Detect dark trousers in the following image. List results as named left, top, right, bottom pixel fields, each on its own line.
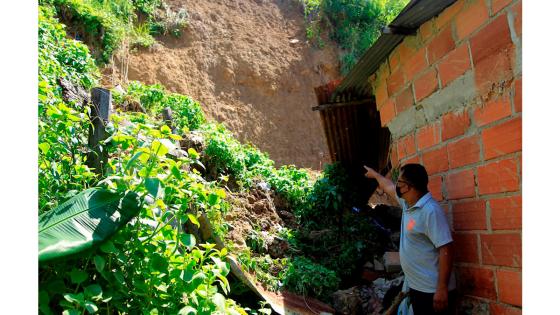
left=409, top=288, right=457, bottom=315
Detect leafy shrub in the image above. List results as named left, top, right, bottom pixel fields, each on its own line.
left=39, top=112, right=249, bottom=314
left=150, top=2, right=189, bottom=37
left=38, top=6, right=99, bottom=211
left=283, top=256, right=340, bottom=300
left=44, top=0, right=187, bottom=63
left=49, top=0, right=128, bottom=63
left=301, top=0, right=409, bottom=74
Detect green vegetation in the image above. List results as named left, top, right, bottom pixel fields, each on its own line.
left=39, top=1, right=394, bottom=311
left=38, top=8, right=259, bottom=314
left=40, top=0, right=187, bottom=63
left=39, top=6, right=99, bottom=212
left=301, top=0, right=409, bottom=74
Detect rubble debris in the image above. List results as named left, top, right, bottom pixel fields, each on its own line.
left=331, top=275, right=404, bottom=315
left=332, top=287, right=361, bottom=315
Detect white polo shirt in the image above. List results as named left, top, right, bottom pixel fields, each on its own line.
left=398, top=192, right=456, bottom=293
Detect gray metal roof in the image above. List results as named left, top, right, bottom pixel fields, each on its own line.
left=332, top=0, right=456, bottom=100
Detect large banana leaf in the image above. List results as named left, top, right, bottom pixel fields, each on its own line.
left=39, top=188, right=141, bottom=263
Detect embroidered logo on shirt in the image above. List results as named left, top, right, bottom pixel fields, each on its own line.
left=406, top=218, right=416, bottom=231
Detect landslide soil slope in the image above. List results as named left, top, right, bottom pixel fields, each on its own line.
left=106, top=0, right=341, bottom=169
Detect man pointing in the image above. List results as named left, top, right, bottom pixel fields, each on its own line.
left=364, top=163, right=456, bottom=314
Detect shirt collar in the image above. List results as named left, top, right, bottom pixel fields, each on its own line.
left=406, top=192, right=432, bottom=212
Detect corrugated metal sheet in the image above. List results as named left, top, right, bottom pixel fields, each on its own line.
left=310, top=0, right=455, bottom=205
left=331, top=0, right=456, bottom=100
left=314, top=83, right=391, bottom=175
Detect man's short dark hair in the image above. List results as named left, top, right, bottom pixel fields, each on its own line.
left=400, top=163, right=429, bottom=194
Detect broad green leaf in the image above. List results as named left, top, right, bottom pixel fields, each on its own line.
left=210, top=256, right=230, bottom=275
left=145, top=178, right=161, bottom=198
left=187, top=148, right=199, bottom=159
left=216, top=188, right=227, bottom=199
left=160, top=125, right=171, bottom=134
left=69, top=269, right=88, bottom=284
left=150, top=253, right=168, bottom=273
left=93, top=255, right=105, bottom=272
left=84, top=284, right=103, bottom=301
left=208, top=193, right=219, bottom=206
left=62, top=310, right=80, bottom=315
left=187, top=213, right=200, bottom=228
left=178, top=306, right=196, bottom=315
left=179, top=234, right=196, bottom=249
left=171, top=165, right=182, bottom=180
left=124, top=151, right=146, bottom=171
left=170, top=134, right=182, bottom=141
left=39, top=142, right=51, bottom=154
left=84, top=301, right=98, bottom=314
left=100, top=240, right=118, bottom=254
left=63, top=293, right=84, bottom=305
left=151, top=140, right=168, bottom=157
left=39, top=188, right=141, bottom=263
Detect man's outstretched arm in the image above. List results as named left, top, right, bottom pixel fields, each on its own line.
left=363, top=165, right=398, bottom=202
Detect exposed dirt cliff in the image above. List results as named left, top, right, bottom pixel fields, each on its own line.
left=104, top=0, right=341, bottom=169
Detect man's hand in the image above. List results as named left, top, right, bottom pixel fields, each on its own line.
left=363, top=165, right=398, bottom=202
left=433, top=288, right=448, bottom=311
left=363, top=165, right=378, bottom=179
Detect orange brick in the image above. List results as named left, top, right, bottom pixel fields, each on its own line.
left=435, top=0, right=463, bottom=29
left=375, top=81, right=389, bottom=107
left=419, top=19, right=435, bottom=42
left=438, top=44, right=471, bottom=87
left=387, top=68, right=405, bottom=96
left=492, top=0, right=512, bottom=15
left=470, top=14, right=513, bottom=64
left=442, top=110, right=470, bottom=141
left=490, top=195, right=522, bottom=230
left=416, top=123, right=440, bottom=150
left=402, top=154, right=420, bottom=166
left=478, top=158, right=519, bottom=195
left=455, top=0, right=489, bottom=40
left=403, top=48, right=428, bottom=80
left=389, top=50, right=400, bottom=72
left=490, top=303, right=522, bottom=315
left=395, top=86, right=414, bottom=114
left=422, top=145, right=449, bottom=175
left=427, top=26, right=455, bottom=64
left=380, top=99, right=396, bottom=127
left=474, top=48, right=514, bottom=97
left=445, top=169, right=475, bottom=199
left=474, top=97, right=512, bottom=126
left=481, top=233, right=521, bottom=267
left=397, top=134, right=416, bottom=160
left=481, top=117, right=521, bottom=160
left=453, top=233, right=479, bottom=263
left=513, top=78, right=521, bottom=113
left=428, top=175, right=443, bottom=201
left=452, top=200, right=487, bottom=230
left=497, top=269, right=522, bottom=306
left=457, top=266, right=497, bottom=299
left=414, top=69, right=439, bottom=102
left=398, top=42, right=416, bottom=62
left=448, top=135, right=481, bottom=168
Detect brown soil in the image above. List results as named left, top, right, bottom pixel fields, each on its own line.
left=223, top=184, right=295, bottom=257
left=104, top=0, right=341, bottom=169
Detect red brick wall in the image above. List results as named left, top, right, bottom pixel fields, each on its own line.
left=371, top=0, right=522, bottom=313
